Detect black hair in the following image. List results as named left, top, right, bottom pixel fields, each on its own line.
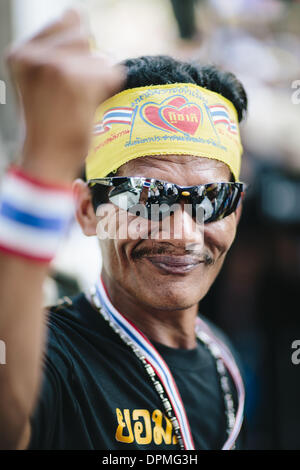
left=87, top=55, right=248, bottom=211
left=123, top=56, right=247, bottom=122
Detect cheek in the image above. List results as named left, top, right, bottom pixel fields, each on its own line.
left=204, top=213, right=237, bottom=259
left=96, top=203, right=151, bottom=242
left=97, top=208, right=139, bottom=275
left=100, top=236, right=128, bottom=281
left=101, top=240, right=117, bottom=266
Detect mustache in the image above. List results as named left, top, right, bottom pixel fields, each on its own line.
left=131, top=244, right=215, bottom=266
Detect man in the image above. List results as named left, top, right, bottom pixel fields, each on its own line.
left=0, top=11, right=247, bottom=450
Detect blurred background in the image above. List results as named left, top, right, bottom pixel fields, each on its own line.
left=0, top=0, right=300, bottom=450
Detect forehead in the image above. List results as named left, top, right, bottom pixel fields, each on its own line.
left=117, top=154, right=232, bottom=184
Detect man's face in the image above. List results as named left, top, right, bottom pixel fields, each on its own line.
left=84, top=154, right=241, bottom=311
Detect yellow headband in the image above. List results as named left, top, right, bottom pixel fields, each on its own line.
left=86, top=83, right=243, bottom=181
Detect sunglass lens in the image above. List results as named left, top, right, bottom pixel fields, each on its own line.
left=108, top=180, right=142, bottom=211
left=145, top=182, right=179, bottom=220
left=199, top=183, right=241, bottom=222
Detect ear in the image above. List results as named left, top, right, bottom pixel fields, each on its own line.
left=72, top=178, right=97, bottom=236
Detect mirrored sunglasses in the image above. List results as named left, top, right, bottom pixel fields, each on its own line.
left=88, top=177, right=245, bottom=223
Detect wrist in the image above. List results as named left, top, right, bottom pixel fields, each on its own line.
left=0, top=167, right=75, bottom=263
left=19, top=159, right=79, bottom=187
left=9, top=164, right=73, bottom=192
left=21, top=144, right=85, bottom=185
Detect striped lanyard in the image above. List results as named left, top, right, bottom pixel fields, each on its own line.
left=92, top=277, right=245, bottom=450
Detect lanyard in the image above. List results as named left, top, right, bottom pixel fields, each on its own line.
left=93, top=276, right=245, bottom=450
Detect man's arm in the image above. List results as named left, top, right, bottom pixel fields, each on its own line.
left=0, top=9, right=124, bottom=449
left=0, top=257, right=48, bottom=449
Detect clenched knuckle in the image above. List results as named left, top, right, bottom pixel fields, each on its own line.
left=71, top=31, right=89, bottom=48
left=32, top=59, right=65, bottom=80
left=5, top=45, right=23, bottom=68
left=80, top=37, right=90, bottom=50
left=5, top=49, right=15, bottom=66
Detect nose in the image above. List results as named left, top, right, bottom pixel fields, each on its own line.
left=159, top=200, right=205, bottom=251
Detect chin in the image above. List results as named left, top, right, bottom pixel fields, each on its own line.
left=136, top=280, right=208, bottom=311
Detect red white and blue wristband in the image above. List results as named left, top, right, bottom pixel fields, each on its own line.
left=0, top=165, right=74, bottom=263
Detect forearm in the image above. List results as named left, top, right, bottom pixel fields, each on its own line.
left=0, top=160, right=74, bottom=449
left=0, top=253, right=48, bottom=448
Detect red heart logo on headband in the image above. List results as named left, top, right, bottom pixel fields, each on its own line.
left=142, top=96, right=202, bottom=135
left=161, top=104, right=201, bottom=135
left=144, top=105, right=175, bottom=133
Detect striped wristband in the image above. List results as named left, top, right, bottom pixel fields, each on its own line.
left=0, top=166, right=74, bottom=263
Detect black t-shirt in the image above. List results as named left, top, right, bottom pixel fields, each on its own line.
left=28, top=293, right=244, bottom=450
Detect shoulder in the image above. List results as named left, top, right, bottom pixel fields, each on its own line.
left=43, top=291, right=125, bottom=365
left=44, top=291, right=103, bottom=339
left=41, top=292, right=99, bottom=372
left=198, top=313, right=233, bottom=348
left=197, top=313, right=244, bottom=378
left=45, top=292, right=88, bottom=326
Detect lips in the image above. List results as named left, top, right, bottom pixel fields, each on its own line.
left=145, top=255, right=203, bottom=275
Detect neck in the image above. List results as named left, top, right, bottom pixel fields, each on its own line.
left=101, top=271, right=199, bottom=349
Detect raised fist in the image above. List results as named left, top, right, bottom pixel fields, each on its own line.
left=6, top=9, right=124, bottom=184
